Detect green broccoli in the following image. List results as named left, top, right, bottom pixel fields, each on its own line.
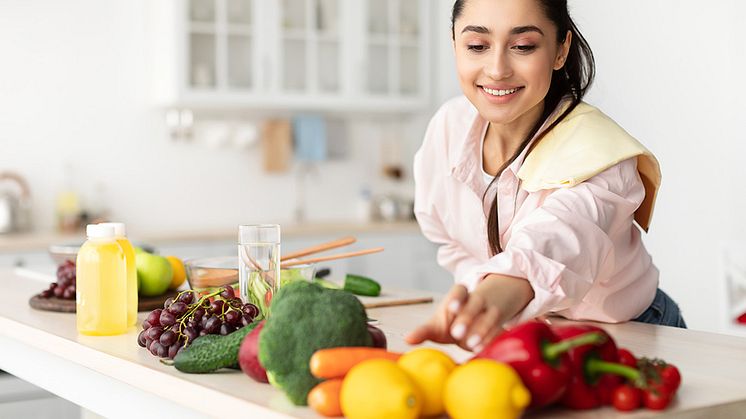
left=258, top=281, right=372, bottom=405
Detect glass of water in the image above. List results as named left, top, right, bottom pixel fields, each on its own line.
left=238, top=224, right=281, bottom=318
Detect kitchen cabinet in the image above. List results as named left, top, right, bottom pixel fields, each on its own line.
left=150, top=0, right=431, bottom=112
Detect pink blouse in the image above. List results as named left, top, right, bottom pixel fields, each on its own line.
left=413, top=96, right=659, bottom=324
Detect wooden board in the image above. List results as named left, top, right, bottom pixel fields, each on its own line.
left=357, top=288, right=435, bottom=309
left=29, top=291, right=179, bottom=313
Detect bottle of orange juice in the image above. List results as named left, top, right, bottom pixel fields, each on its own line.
left=99, top=222, right=138, bottom=326
left=76, top=224, right=128, bottom=335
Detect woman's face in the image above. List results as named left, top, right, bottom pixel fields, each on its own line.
left=453, top=0, right=570, bottom=127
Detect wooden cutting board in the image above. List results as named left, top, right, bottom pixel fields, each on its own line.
left=29, top=291, right=179, bottom=314
left=357, top=288, right=435, bottom=309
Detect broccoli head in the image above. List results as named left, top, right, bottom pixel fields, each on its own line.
left=258, top=281, right=372, bottom=405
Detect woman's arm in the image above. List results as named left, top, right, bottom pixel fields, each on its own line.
left=408, top=158, right=646, bottom=350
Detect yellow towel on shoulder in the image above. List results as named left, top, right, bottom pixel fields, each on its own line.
left=518, top=102, right=660, bottom=232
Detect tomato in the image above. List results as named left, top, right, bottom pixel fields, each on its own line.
left=660, top=364, right=681, bottom=392
left=617, top=348, right=637, bottom=368
left=611, top=384, right=641, bottom=412
left=643, top=384, right=673, bottom=410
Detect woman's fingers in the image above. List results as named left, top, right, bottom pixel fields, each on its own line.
left=404, top=323, right=435, bottom=345
left=443, top=284, right=468, bottom=317
left=464, top=306, right=502, bottom=352
left=450, top=292, right=485, bottom=341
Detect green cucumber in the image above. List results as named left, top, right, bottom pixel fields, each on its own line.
left=343, top=274, right=381, bottom=297
left=173, top=322, right=258, bottom=374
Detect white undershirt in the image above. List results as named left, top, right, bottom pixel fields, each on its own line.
left=479, top=131, right=496, bottom=186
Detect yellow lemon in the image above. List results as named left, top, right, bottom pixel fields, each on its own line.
left=340, top=359, right=421, bottom=419
left=165, top=256, right=186, bottom=290
left=444, top=359, right=530, bottom=419
left=397, top=347, right=456, bottom=416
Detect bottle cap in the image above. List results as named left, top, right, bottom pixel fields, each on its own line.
left=98, top=222, right=126, bottom=237
left=86, top=224, right=116, bottom=239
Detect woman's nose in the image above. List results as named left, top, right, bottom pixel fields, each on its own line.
left=484, top=50, right=512, bottom=80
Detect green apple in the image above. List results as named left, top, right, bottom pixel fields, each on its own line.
left=136, top=252, right=173, bottom=297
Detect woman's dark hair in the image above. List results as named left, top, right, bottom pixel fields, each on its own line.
left=451, top=0, right=595, bottom=255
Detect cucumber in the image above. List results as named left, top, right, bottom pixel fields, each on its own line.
left=343, top=274, right=381, bottom=297
left=174, top=322, right=258, bottom=374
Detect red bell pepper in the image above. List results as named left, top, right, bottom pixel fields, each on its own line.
left=473, top=321, right=607, bottom=407
left=552, top=325, right=644, bottom=410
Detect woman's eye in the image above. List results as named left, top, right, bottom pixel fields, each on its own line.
left=513, top=45, right=536, bottom=52
left=467, top=45, right=487, bottom=52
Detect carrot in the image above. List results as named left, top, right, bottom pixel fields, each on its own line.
left=310, top=347, right=402, bottom=379
left=308, top=379, right=343, bottom=417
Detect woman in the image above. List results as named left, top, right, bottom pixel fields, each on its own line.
left=407, top=0, right=685, bottom=353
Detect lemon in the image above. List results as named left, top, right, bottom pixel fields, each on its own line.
left=397, top=347, right=456, bottom=416
left=165, top=256, right=186, bottom=290
left=340, top=359, right=421, bottom=419
left=444, top=359, right=530, bottom=419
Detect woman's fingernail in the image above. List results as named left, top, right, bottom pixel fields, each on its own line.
left=473, top=344, right=484, bottom=353
left=450, top=324, right=466, bottom=339
left=466, top=334, right=482, bottom=349
left=448, top=300, right=460, bottom=314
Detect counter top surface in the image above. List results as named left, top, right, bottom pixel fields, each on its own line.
left=0, top=221, right=420, bottom=252
left=2, top=269, right=746, bottom=418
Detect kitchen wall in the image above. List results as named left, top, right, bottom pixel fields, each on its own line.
left=2, top=0, right=746, bottom=333
left=0, top=0, right=432, bottom=235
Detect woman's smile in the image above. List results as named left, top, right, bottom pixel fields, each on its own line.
left=480, top=85, right=525, bottom=103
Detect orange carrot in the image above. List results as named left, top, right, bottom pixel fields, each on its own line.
left=308, top=379, right=343, bottom=417
left=310, top=347, right=402, bottom=379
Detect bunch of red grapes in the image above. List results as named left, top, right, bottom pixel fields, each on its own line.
left=138, top=285, right=259, bottom=359
left=38, top=260, right=76, bottom=300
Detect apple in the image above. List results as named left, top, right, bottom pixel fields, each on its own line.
left=136, top=252, right=173, bottom=297
left=367, top=324, right=387, bottom=349
left=238, top=321, right=268, bottom=383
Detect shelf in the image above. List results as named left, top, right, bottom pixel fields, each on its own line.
left=189, top=22, right=216, bottom=34
left=226, top=24, right=252, bottom=36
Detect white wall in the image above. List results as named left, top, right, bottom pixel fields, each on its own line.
left=0, top=0, right=425, bottom=236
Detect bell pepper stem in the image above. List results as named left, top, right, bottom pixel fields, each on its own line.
left=543, top=332, right=607, bottom=361
left=586, top=357, right=642, bottom=385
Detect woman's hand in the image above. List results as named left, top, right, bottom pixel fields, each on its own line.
left=405, top=274, right=535, bottom=352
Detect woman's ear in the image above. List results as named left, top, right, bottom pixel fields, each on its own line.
left=554, top=30, right=573, bottom=70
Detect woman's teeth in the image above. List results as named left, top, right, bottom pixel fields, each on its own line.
left=483, top=87, right=520, bottom=96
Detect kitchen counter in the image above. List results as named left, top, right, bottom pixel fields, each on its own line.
left=2, top=269, right=746, bottom=418
left=0, top=221, right=420, bottom=252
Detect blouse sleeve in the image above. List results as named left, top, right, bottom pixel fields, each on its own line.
left=413, top=106, right=483, bottom=281
left=463, top=158, right=646, bottom=323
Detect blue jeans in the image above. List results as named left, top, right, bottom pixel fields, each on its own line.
left=632, top=288, right=687, bottom=328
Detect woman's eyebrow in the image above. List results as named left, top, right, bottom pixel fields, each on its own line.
left=461, top=25, right=490, bottom=35
left=510, top=25, right=544, bottom=36
left=460, top=24, right=544, bottom=36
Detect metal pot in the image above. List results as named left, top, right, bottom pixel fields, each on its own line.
left=0, top=172, right=31, bottom=234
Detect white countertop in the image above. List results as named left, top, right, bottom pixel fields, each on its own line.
left=2, top=269, right=746, bottom=418
left=0, top=221, right=420, bottom=252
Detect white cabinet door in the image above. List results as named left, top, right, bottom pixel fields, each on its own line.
left=152, top=0, right=431, bottom=111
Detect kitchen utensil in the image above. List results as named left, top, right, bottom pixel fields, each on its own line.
left=281, top=236, right=356, bottom=261
left=0, top=172, right=31, bottom=234
left=280, top=247, right=384, bottom=268
left=261, top=120, right=292, bottom=173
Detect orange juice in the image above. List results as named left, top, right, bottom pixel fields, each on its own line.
left=100, top=222, right=138, bottom=326
left=76, top=224, right=128, bottom=335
